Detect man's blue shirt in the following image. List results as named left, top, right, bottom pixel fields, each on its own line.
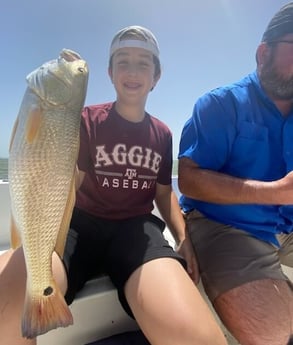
left=178, top=71, right=293, bottom=246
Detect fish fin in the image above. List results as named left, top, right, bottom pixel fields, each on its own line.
left=21, top=280, right=73, bottom=338
left=10, top=213, right=22, bottom=249
left=25, top=106, right=43, bottom=144
left=9, top=116, right=19, bottom=153
left=54, top=170, right=77, bottom=258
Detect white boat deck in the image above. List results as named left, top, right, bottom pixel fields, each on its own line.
left=1, top=181, right=292, bottom=345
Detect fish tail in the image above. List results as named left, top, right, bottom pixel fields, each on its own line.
left=21, top=282, right=73, bottom=339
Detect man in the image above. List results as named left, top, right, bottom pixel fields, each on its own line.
left=178, top=3, right=293, bottom=345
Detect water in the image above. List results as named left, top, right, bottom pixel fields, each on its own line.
left=0, top=158, right=178, bottom=183
left=0, top=158, right=8, bottom=181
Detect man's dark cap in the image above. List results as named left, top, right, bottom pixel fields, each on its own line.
left=262, top=2, right=293, bottom=42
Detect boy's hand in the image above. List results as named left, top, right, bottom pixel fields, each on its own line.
left=176, top=236, right=200, bottom=284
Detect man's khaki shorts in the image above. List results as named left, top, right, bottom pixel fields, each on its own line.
left=184, top=209, right=293, bottom=301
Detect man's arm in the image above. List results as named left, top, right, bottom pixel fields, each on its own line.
left=178, top=157, right=293, bottom=205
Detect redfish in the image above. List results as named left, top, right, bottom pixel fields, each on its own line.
left=8, top=49, right=88, bottom=338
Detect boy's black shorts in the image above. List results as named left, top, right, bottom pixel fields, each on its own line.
left=63, top=207, right=186, bottom=317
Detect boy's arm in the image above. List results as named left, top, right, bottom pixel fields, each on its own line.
left=155, top=183, right=199, bottom=283
left=75, top=168, right=85, bottom=190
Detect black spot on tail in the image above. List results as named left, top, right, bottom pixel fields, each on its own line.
left=43, top=286, right=53, bottom=296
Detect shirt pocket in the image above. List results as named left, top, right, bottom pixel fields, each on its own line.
left=229, top=121, right=269, bottom=176
left=237, top=121, right=268, bottom=141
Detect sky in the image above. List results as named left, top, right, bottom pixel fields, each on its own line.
left=0, top=0, right=289, bottom=158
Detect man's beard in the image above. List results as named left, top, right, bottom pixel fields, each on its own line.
left=259, top=53, right=293, bottom=100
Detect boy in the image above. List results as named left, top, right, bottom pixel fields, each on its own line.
left=0, top=26, right=227, bottom=345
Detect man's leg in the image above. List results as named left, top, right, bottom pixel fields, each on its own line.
left=214, top=278, right=292, bottom=345
left=185, top=210, right=293, bottom=345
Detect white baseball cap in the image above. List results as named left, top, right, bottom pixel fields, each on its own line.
left=110, top=25, right=160, bottom=59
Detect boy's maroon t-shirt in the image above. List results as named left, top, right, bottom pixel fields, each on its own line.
left=75, top=102, right=173, bottom=219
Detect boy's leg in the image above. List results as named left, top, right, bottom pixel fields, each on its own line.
left=0, top=247, right=67, bottom=345
left=125, top=257, right=228, bottom=345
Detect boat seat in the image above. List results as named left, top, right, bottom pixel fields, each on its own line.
left=1, top=182, right=292, bottom=345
